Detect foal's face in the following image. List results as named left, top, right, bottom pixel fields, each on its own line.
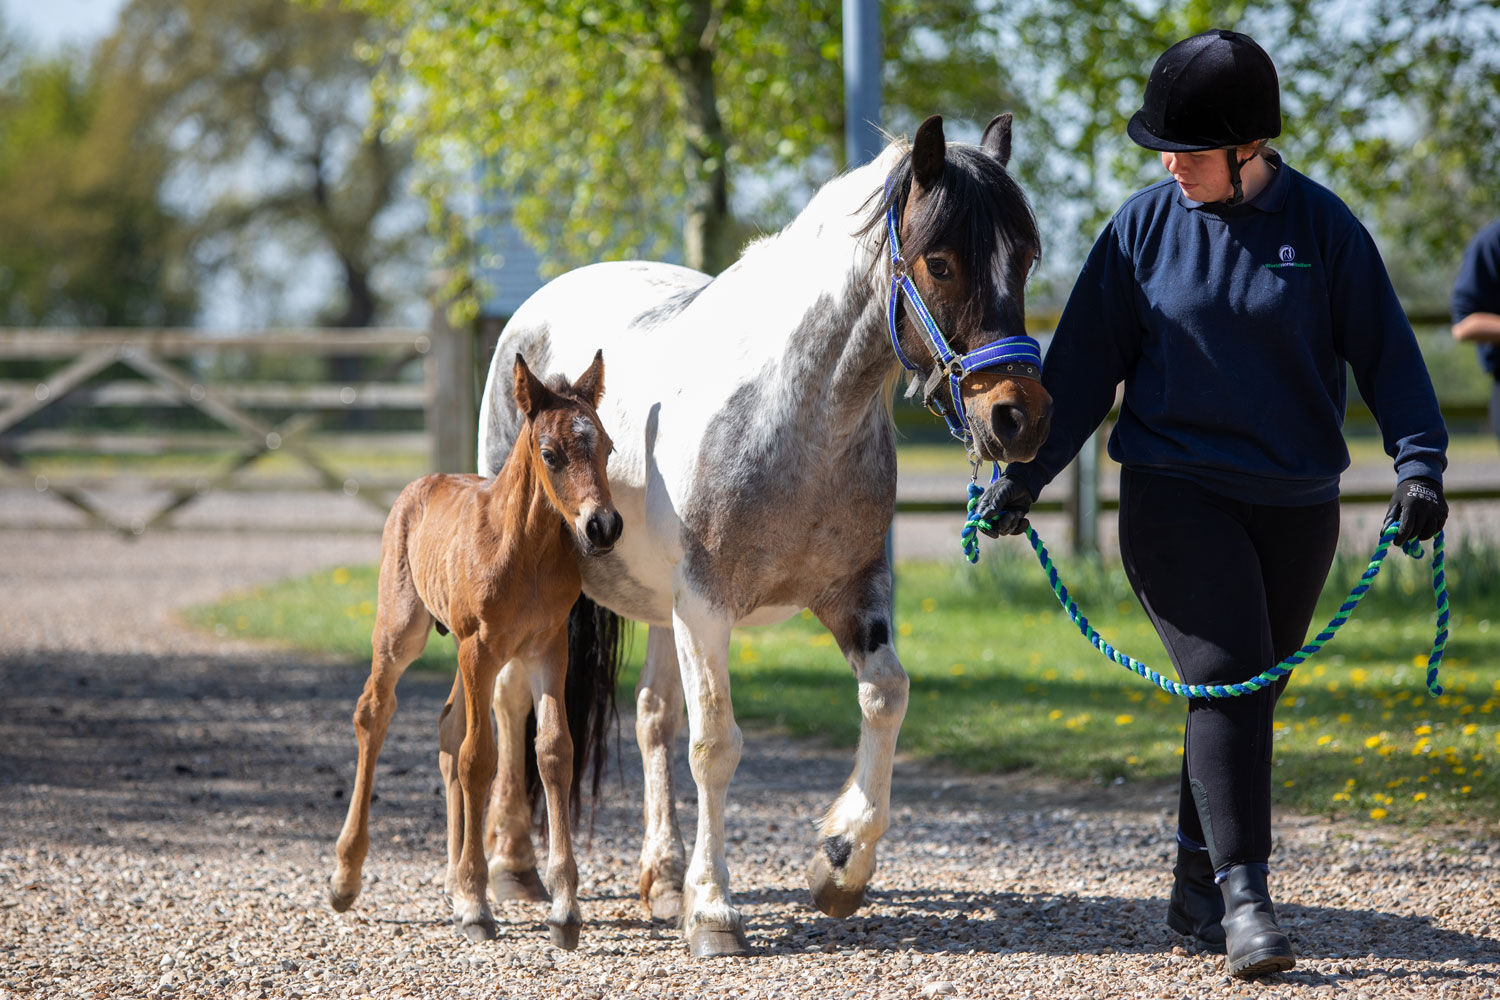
left=895, top=115, right=1053, bottom=464
left=514, top=351, right=623, bottom=557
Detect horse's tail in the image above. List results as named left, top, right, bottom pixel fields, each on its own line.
left=525, top=594, right=628, bottom=832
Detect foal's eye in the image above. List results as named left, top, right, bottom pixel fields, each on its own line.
left=541, top=448, right=563, bottom=469
left=925, top=256, right=952, bottom=280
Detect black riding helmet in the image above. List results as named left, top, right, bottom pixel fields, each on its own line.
left=1128, top=29, right=1281, bottom=205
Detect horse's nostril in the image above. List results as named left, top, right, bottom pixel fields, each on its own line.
left=586, top=511, right=623, bottom=549
left=991, top=403, right=1024, bottom=443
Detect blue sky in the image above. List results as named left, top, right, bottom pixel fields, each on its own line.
left=2, top=0, right=124, bottom=52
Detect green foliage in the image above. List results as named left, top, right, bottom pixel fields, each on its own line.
left=0, top=40, right=195, bottom=325
left=189, top=537, right=1500, bottom=827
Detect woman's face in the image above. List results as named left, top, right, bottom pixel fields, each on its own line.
left=1159, top=149, right=1234, bottom=201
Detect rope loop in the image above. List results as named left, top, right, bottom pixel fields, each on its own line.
left=960, top=482, right=1448, bottom=699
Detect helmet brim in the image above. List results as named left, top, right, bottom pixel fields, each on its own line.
left=1126, top=110, right=1223, bottom=152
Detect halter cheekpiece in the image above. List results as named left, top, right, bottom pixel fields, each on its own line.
left=884, top=196, right=1042, bottom=452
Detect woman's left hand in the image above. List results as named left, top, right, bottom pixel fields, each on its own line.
left=1384, top=477, right=1448, bottom=546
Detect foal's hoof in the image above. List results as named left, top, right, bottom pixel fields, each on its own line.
left=548, top=919, right=582, bottom=951
left=327, top=882, right=358, bottom=913
left=687, top=925, right=750, bottom=958
left=490, top=866, right=549, bottom=903
left=809, top=851, right=867, bottom=918
left=461, top=918, right=499, bottom=943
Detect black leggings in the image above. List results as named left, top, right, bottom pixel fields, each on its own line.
left=1118, top=468, right=1340, bottom=871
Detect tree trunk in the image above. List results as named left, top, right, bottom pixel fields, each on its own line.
left=675, top=1, right=731, bottom=275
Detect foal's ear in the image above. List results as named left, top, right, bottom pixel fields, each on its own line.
left=573, top=350, right=606, bottom=410
left=980, top=113, right=1013, bottom=168
left=512, top=353, right=555, bottom=420
left=912, top=115, right=947, bottom=192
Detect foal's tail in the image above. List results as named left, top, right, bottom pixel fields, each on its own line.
left=526, top=594, right=628, bottom=832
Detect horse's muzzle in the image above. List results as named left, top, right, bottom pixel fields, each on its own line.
left=582, top=509, right=624, bottom=555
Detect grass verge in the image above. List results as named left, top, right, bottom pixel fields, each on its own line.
left=185, top=535, right=1500, bottom=828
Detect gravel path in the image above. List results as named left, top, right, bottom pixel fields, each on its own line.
left=1, top=527, right=1497, bottom=1000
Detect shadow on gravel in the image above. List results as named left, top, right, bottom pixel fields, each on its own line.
left=733, top=887, right=1499, bottom=977
left=0, top=650, right=453, bottom=850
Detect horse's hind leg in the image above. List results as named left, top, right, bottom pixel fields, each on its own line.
left=636, top=624, right=687, bottom=921
left=484, top=659, right=548, bottom=902
left=529, top=628, right=583, bottom=949
left=329, top=579, right=432, bottom=913
left=808, top=561, right=909, bottom=918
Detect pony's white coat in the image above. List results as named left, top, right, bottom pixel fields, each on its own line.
left=478, top=124, right=1047, bottom=953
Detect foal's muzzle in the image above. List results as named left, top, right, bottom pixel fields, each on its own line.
left=582, top=509, right=624, bottom=555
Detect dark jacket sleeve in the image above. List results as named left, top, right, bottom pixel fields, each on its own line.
left=1330, top=219, right=1448, bottom=484
left=1452, top=221, right=1500, bottom=322
left=1005, top=220, right=1141, bottom=500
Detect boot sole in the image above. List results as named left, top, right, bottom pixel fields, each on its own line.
left=1230, top=948, right=1295, bottom=979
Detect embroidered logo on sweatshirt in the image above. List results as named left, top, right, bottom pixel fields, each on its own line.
left=1265, top=245, right=1311, bottom=269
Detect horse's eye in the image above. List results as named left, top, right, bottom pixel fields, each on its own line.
left=925, top=256, right=952, bottom=280
left=541, top=448, right=562, bottom=469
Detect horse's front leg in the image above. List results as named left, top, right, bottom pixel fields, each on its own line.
left=529, top=627, right=583, bottom=949
left=451, top=636, right=500, bottom=941
left=636, top=624, right=687, bottom=921
left=484, top=660, right=548, bottom=903
left=808, top=559, right=909, bottom=918
left=672, top=597, right=748, bottom=957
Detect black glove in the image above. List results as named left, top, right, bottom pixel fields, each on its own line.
left=973, top=474, right=1035, bottom=538
left=1384, top=477, right=1447, bottom=547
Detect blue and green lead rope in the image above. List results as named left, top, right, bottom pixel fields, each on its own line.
left=960, top=481, right=1448, bottom=699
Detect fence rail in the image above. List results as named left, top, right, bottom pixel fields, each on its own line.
left=0, top=317, right=478, bottom=536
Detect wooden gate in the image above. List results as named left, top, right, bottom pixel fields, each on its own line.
left=0, top=313, right=476, bottom=536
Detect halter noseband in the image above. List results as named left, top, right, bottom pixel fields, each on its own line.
left=884, top=199, right=1042, bottom=452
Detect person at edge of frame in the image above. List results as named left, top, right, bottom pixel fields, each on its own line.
left=972, top=29, right=1450, bottom=979
left=1452, top=218, right=1500, bottom=450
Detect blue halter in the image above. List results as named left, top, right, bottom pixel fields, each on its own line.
left=884, top=203, right=1043, bottom=450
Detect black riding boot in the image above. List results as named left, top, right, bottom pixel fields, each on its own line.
left=1166, top=845, right=1226, bottom=950
left=1219, top=864, right=1294, bottom=978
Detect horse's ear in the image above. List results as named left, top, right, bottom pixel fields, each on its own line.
left=912, top=115, right=946, bottom=192
left=512, top=353, right=553, bottom=420
left=573, top=349, right=606, bottom=410
left=980, top=113, right=1013, bottom=168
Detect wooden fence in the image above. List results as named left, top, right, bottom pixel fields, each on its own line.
left=0, top=313, right=477, bottom=536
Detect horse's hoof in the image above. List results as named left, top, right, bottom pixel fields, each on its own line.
left=328, top=883, right=358, bottom=913
left=490, top=867, right=549, bottom=903
left=548, top=919, right=581, bottom=951
left=809, top=851, right=867, bottom=918
left=687, top=925, right=750, bottom=958
left=648, top=887, right=683, bottom=923
left=461, top=918, right=498, bottom=943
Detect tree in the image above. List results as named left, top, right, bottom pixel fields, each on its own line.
left=0, top=33, right=195, bottom=326
left=97, top=0, right=425, bottom=329
left=338, top=0, right=1026, bottom=281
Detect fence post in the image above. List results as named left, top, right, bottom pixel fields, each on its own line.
left=426, top=301, right=477, bottom=473
left=1068, top=430, right=1101, bottom=559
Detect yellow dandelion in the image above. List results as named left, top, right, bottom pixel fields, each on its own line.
left=1126, top=755, right=1140, bottom=765
left=898, top=622, right=913, bottom=637
left=1350, top=668, right=1369, bottom=684
left=950, top=664, right=966, bottom=676
left=1048, top=709, right=1063, bottom=721
left=1353, top=756, right=1365, bottom=764
left=1317, top=734, right=1333, bottom=747
left=1413, top=654, right=1429, bottom=669
left=1115, top=714, right=1135, bottom=726
left=1463, top=723, right=1478, bottom=736
left=1462, top=786, right=1473, bottom=794
left=1283, top=779, right=1294, bottom=788
left=1337, top=713, right=1353, bottom=725
left=1415, top=725, right=1433, bottom=736
left=920, top=597, right=937, bottom=613
left=1364, top=735, right=1383, bottom=749
left=811, top=633, right=834, bottom=647
left=1413, top=792, right=1427, bottom=802
left=1370, top=808, right=1388, bottom=820
left=332, top=567, right=351, bottom=585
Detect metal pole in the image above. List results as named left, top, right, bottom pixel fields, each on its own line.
left=843, top=0, right=882, bottom=169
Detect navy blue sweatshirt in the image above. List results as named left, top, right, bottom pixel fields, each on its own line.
left=1452, top=217, right=1500, bottom=378
left=1008, top=153, right=1447, bottom=506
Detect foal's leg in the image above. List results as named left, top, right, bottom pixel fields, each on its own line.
left=635, top=624, right=687, bottom=920
left=438, top=673, right=466, bottom=901
left=528, top=627, right=583, bottom=949
left=671, top=595, right=748, bottom=957
left=807, top=560, right=908, bottom=918
left=329, top=576, right=432, bottom=912
left=484, top=659, right=548, bottom=902
left=451, top=635, right=501, bottom=941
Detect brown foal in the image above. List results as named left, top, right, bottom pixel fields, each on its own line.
left=328, top=351, right=621, bottom=948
